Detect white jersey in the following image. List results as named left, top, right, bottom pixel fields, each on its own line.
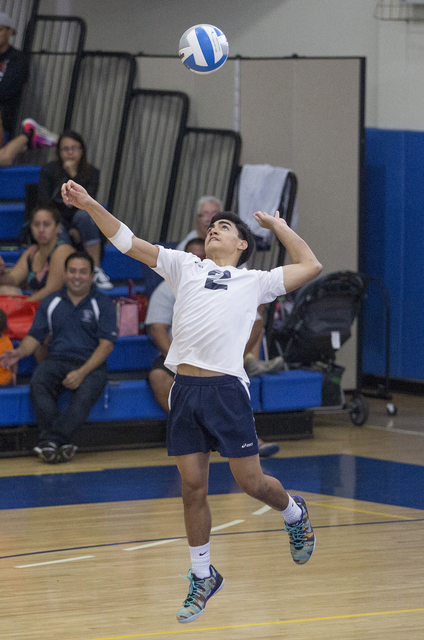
left=153, top=246, right=286, bottom=384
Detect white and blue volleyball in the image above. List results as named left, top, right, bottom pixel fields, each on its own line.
left=179, top=24, right=228, bottom=74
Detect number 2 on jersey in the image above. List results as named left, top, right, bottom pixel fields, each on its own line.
left=205, top=269, right=231, bottom=290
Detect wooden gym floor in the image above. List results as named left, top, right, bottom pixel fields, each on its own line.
left=1, top=392, right=423, bottom=639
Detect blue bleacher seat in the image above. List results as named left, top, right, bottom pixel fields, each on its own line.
left=101, top=244, right=164, bottom=296
left=0, top=247, right=22, bottom=263
left=0, top=370, right=323, bottom=428
left=0, top=203, right=25, bottom=240
left=0, top=379, right=167, bottom=427
left=100, top=284, right=146, bottom=298
left=13, top=335, right=160, bottom=376
left=260, top=370, right=323, bottom=411
left=0, top=165, right=41, bottom=200
left=101, top=244, right=144, bottom=280
left=106, top=335, right=159, bottom=371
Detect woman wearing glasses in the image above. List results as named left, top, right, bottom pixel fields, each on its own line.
left=37, top=130, right=112, bottom=289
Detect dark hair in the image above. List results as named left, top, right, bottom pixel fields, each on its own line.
left=0, top=309, right=8, bottom=335
left=30, top=202, right=61, bottom=225
left=64, top=251, right=94, bottom=273
left=209, top=211, right=255, bottom=266
left=185, top=237, right=205, bottom=252
left=57, top=130, right=91, bottom=180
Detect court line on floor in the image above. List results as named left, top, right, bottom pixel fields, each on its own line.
left=81, top=607, right=424, bottom=639
left=3, top=518, right=424, bottom=562
left=211, top=519, right=244, bottom=531
left=252, top=505, right=271, bottom=515
left=307, top=501, right=415, bottom=519
left=16, top=555, right=94, bottom=568
left=366, top=424, right=424, bottom=437
left=124, top=539, right=180, bottom=551
left=120, top=521, right=245, bottom=551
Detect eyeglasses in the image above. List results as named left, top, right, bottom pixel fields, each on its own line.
left=60, top=145, right=82, bottom=153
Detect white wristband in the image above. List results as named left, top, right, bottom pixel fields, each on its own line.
left=109, top=222, right=133, bottom=254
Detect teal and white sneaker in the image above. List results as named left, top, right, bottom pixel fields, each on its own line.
left=177, top=565, right=224, bottom=623
left=284, top=495, right=316, bottom=565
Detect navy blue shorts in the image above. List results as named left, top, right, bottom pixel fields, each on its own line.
left=167, top=374, right=259, bottom=458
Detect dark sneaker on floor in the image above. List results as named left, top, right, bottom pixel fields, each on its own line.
left=284, top=495, right=316, bottom=565
left=177, top=565, right=224, bottom=623
left=57, top=444, right=77, bottom=463
left=33, top=442, right=58, bottom=464
left=22, top=118, right=58, bottom=149
left=93, top=266, right=113, bottom=290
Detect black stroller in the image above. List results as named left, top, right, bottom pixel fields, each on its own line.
left=267, top=270, right=369, bottom=426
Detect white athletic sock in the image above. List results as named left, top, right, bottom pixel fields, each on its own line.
left=282, top=495, right=302, bottom=524
left=190, top=542, right=211, bottom=579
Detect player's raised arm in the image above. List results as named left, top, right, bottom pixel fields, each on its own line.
left=61, top=180, right=159, bottom=267
left=253, top=210, right=322, bottom=292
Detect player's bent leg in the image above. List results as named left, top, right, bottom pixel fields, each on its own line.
left=176, top=452, right=212, bottom=547
left=229, top=455, right=316, bottom=565
left=229, top=454, right=289, bottom=510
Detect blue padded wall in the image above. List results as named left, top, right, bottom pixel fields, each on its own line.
left=364, top=128, right=424, bottom=380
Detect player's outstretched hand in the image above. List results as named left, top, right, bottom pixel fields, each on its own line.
left=61, top=180, right=90, bottom=209
left=253, top=210, right=287, bottom=230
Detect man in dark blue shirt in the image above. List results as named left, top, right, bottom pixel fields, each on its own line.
left=0, top=252, right=117, bottom=463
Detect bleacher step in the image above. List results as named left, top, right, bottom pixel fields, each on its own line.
left=0, top=203, right=25, bottom=240
left=14, top=334, right=160, bottom=376
left=0, top=165, right=40, bottom=200
left=0, top=370, right=323, bottom=428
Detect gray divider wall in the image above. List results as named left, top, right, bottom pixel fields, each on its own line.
left=67, top=52, right=136, bottom=206
left=16, top=16, right=85, bottom=164
left=111, top=89, right=188, bottom=242
left=163, top=127, right=241, bottom=244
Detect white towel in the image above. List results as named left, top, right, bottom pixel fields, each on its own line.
left=238, top=164, right=297, bottom=242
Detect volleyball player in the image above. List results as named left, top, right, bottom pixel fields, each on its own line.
left=61, top=179, right=322, bottom=623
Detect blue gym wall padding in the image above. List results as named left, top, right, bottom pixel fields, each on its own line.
left=364, top=128, right=424, bottom=380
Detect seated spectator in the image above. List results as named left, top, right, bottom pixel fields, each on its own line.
left=0, top=252, right=117, bottom=463
left=243, top=306, right=284, bottom=377
left=176, top=195, right=223, bottom=250
left=0, top=308, right=14, bottom=386
left=0, top=117, right=58, bottom=166
left=37, top=130, right=112, bottom=289
left=146, top=237, right=281, bottom=458
left=0, top=203, right=75, bottom=301
left=0, top=12, right=28, bottom=146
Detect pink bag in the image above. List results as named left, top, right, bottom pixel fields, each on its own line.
left=115, top=298, right=139, bottom=337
